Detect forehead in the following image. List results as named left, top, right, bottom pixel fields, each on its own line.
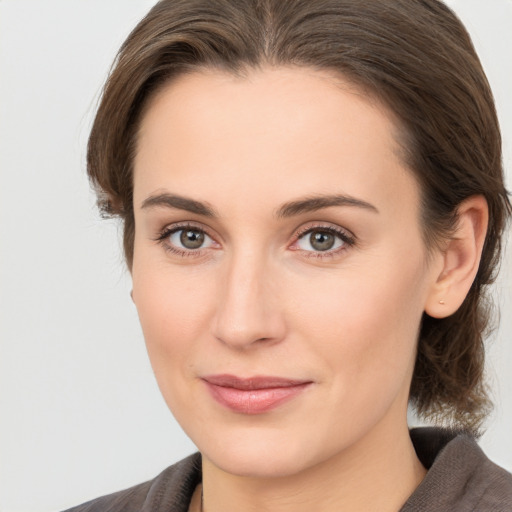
left=136, top=66, right=400, bottom=157
left=133, top=66, right=417, bottom=217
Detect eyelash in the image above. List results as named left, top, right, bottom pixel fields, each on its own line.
left=154, top=222, right=215, bottom=258
left=291, top=224, right=355, bottom=258
left=154, top=222, right=356, bottom=259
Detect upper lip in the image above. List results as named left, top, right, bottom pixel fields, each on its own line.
left=202, top=374, right=312, bottom=390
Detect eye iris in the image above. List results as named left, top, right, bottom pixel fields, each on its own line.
left=180, top=229, right=204, bottom=249
left=310, top=231, right=335, bottom=251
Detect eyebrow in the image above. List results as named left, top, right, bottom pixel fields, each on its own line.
left=275, top=194, right=379, bottom=218
left=141, top=193, right=217, bottom=217
left=140, top=192, right=378, bottom=218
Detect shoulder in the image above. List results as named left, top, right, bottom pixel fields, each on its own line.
left=402, top=427, right=512, bottom=512
left=61, top=453, right=202, bottom=512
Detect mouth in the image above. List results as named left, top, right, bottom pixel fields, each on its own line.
left=201, top=374, right=313, bottom=414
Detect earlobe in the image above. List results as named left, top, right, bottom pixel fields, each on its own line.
left=425, top=195, right=488, bottom=319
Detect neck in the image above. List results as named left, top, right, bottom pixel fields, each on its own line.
left=201, top=420, right=426, bottom=512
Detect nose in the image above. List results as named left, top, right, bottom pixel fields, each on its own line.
left=212, top=251, right=286, bottom=350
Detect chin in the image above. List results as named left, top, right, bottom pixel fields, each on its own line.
left=192, top=420, right=329, bottom=479
left=205, top=441, right=313, bottom=478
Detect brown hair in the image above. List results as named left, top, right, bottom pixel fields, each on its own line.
left=87, top=0, right=511, bottom=432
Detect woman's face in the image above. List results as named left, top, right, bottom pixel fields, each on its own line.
left=132, top=67, right=442, bottom=477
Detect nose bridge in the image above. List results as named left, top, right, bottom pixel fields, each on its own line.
left=213, top=245, right=284, bottom=349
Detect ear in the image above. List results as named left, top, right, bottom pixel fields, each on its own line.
left=425, top=195, right=488, bottom=319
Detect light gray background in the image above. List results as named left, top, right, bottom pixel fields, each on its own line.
left=0, top=1, right=510, bottom=511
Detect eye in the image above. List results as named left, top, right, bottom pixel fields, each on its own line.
left=298, top=230, right=341, bottom=251
left=155, top=224, right=217, bottom=256
left=169, top=228, right=212, bottom=250
left=292, top=225, right=354, bottom=255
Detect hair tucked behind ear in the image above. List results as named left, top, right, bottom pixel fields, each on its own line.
left=87, top=0, right=511, bottom=433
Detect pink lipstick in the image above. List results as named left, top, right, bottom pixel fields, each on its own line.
left=202, top=374, right=312, bottom=414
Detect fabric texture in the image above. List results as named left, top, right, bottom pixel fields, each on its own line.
left=62, top=427, right=512, bottom=512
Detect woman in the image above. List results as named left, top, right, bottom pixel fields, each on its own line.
left=64, top=0, right=512, bottom=510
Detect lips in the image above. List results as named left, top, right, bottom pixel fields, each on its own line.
left=202, top=374, right=312, bottom=414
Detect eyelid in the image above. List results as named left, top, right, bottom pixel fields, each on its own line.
left=153, top=220, right=355, bottom=259
left=155, top=220, right=216, bottom=238
left=293, top=222, right=355, bottom=242
left=289, top=222, right=356, bottom=255
left=154, top=221, right=220, bottom=256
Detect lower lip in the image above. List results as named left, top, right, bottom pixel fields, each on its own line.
left=204, top=381, right=311, bottom=414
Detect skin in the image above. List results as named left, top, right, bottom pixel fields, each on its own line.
left=131, top=66, right=487, bottom=512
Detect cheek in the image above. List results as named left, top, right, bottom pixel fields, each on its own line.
left=277, top=258, right=427, bottom=448
left=131, top=254, right=217, bottom=378
left=287, top=249, right=428, bottom=394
